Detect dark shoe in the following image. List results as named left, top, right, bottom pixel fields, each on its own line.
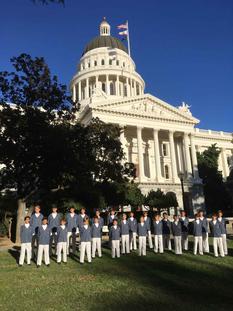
left=57, top=262, right=61, bottom=265
left=18, top=264, right=23, bottom=267
left=37, top=265, right=40, bottom=268
left=46, top=264, right=50, bottom=267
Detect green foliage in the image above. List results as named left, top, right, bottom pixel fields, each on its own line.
left=145, top=189, right=178, bottom=210
left=124, top=184, right=145, bottom=207
left=197, top=144, right=231, bottom=213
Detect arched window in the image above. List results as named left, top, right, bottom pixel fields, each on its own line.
left=101, top=59, right=105, bottom=66
left=123, top=62, right=125, bottom=67
left=136, top=84, right=140, bottom=95
left=94, top=60, right=97, bottom=66
left=102, top=83, right=106, bottom=93
left=164, top=165, right=169, bottom=179
left=88, top=62, right=90, bottom=68
left=110, top=82, right=115, bottom=95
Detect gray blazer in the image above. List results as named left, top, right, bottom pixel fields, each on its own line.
left=200, top=217, right=208, bottom=233
left=38, top=226, right=51, bottom=245
left=218, top=218, right=227, bottom=234
left=137, top=223, right=147, bottom=236
left=20, top=225, right=33, bottom=243
left=120, top=220, right=130, bottom=235
left=209, top=221, right=222, bottom=238
left=77, top=214, right=87, bottom=229
left=66, top=213, right=78, bottom=232
left=179, top=217, right=189, bottom=233
left=107, top=214, right=118, bottom=226
left=48, top=213, right=62, bottom=231
left=171, top=222, right=182, bottom=236
left=30, top=213, right=43, bottom=234
left=128, top=218, right=137, bottom=232
left=153, top=221, right=163, bottom=235
left=91, top=223, right=102, bottom=238
left=109, top=226, right=121, bottom=240
left=57, top=226, right=68, bottom=243
left=144, top=217, right=151, bottom=231
left=79, top=226, right=92, bottom=242
left=193, top=221, right=202, bottom=237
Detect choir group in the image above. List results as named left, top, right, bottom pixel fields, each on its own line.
left=18, top=205, right=228, bottom=267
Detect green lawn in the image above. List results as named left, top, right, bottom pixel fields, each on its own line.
left=0, top=239, right=233, bottom=311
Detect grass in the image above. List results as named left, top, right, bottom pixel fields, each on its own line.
left=0, top=238, right=233, bottom=311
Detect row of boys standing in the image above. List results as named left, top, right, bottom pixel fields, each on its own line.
left=19, top=206, right=228, bottom=266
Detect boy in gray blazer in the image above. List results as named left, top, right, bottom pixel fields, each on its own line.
left=171, top=215, right=182, bottom=255
left=56, top=218, right=68, bottom=264
left=30, top=205, right=43, bottom=260
left=120, top=213, right=130, bottom=254
left=198, top=210, right=209, bottom=253
left=162, top=213, right=172, bottom=251
left=143, top=211, right=153, bottom=249
left=107, top=209, right=118, bottom=227
left=138, top=216, right=147, bottom=256
left=79, top=217, right=92, bottom=264
left=48, top=206, right=62, bottom=256
left=128, top=212, right=137, bottom=251
left=210, top=213, right=224, bottom=257
left=66, top=207, right=78, bottom=255
left=193, top=214, right=203, bottom=255
left=179, top=210, right=189, bottom=251
left=77, top=208, right=88, bottom=230
left=91, top=216, right=102, bottom=258
left=94, top=209, right=104, bottom=227
left=37, top=217, right=51, bottom=267
left=218, top=210, right=228, bottom=255
left=153, top=214, right=164, bottom=254
left=19, top=216, right=33, bottom=266
left=109, top=219, right=121, bottom=258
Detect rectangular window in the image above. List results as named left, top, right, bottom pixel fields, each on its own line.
left=162, top=143, right=168, bottom=157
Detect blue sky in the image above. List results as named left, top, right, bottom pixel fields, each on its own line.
left=1, top=0, right=232, bottom=131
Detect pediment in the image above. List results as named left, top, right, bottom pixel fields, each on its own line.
left=93, top=94, right=200, bottom=124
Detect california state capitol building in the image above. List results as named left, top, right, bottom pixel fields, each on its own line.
left=70, top=18, right=233, bottom=214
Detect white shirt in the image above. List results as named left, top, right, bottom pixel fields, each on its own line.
left=196, top=220, right=200, bottom=224
left=42, top=224, right=47, bottom=230
left=175, top=221, right=178, bottom=225
left=181, top=217, right=185, bottom=221
left=70, top=213, right=75, bottom=218
left=52, top=212, right=57, bottom=219
left=200, top=216, right=204, bottom=221
left=140, top=223, right=144, bottom=226
left=25, top=223, right=30, bottom=228
left=218, top=217, right=222, bottom=222
left=113, top=225, right=117, bottom=229
left=84, top=224, right=88, bottom=229
left=123, top=220, right=126, bottom=224
left=111, top=215, right=115, bottom=219
left=35, top=213, right=40, bottom=218
left=95, top=223, right=99, bottom=228
left=81, top=214, right=85, bottom=218
left=156, top=220, right=159, bottom=224
left=61, top=225, right=65, bottom=230
left=144, top=216, right=147, bottom=221
left=163, top=219, right=168, bottom=222
left=130, top=217, right=134, bottom=221
left=213, top=220, right=217, bottom=225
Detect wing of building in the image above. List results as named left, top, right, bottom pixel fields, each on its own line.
left=70, top=18, right=233, bottom=214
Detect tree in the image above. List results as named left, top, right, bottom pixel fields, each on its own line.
left=197, top=144, right=231, bottom=214
left=125, top=184, right=145, bottom=207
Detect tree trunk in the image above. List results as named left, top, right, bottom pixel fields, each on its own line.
left=15, top=199, right=26, bottom=244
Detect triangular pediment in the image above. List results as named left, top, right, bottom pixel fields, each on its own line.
left=92, top=94, right=200, bottom=124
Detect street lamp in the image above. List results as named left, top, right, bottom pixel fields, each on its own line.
left=178, top=172, right=186, bottom=213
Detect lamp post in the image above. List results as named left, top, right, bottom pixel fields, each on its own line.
left=178, top=172, right=186, bottom=213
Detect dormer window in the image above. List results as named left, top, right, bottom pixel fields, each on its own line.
left=101, top=59, right=105, bottom=66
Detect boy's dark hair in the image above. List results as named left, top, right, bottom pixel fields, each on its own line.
left=173, top=214, right=178, bottom=217
left=217, top=210, right=223, bottom=214
left=194, top=213, right=198, bottom=217
left=113, top=219, right=118, bottom=223
left=163, top=212, right=168, bottom=216
left=42, top=217, right=48, bottom=221
left=24, top=216, right=30, bottom=220
left=212, top=213, right=217, bottom=217
left=60, top=217, right=66, bottom=223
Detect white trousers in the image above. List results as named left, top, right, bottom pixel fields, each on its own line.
left=154, top=235, right=164, bottom=253
left=213, top=237, right=224, bottom=257
left=80, top=241, right=91, bottom=263
left=163, top=234, right=172, bottom=250
left=174, top=236, right=182, bottom=254
left=19, top=243, right=31, bottom=265
left=181, top=232, right=189, bottom=250
left=194, top=236, right=203, bottom=255
left=147, top=230, right=153, bottom=248
left=92, top=238, right=102, bottom=258
left=111, top=240, right=120, bottom=258
left=221, top=234, right=228, bottom=255
left=57, top=242, right=67, bottom=263
left=37, top=245, right=50, bottom=265
left=138, top=236, right=147, bottom=256
left=130, top=232, right=137, bottom=250
left=202, top=232, right=209, bottom=253
left=121, top=234, right=130, bottom=254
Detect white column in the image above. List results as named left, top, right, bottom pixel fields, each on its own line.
left=72, top=84, right=76, bottom=102
left=153, top=129, right=162, bottom=182
left=106, top=75, right=109, bottom=95
left=116, top=75, right=120, bottom=96
left=85, top=78, right=89, bottom=99
left=78, top=82, right=81, bottom=101
left=95, top=76, right=98, bottom=88
left=190, top=134, right=200, bottom=181
left=183, top=132, right=193, bottom=180
left=127, top=78, right=130, bottom=97
left=221, top=148, right=229, bottom=178
left=169, top=131, right=179, bottom=182
left=137, top=126, right=144, bottom=182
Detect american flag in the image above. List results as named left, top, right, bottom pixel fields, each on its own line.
left=117, top=23, right=128, bottom=30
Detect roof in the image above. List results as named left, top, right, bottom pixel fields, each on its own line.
left=82, top=35, right=128, bottom=55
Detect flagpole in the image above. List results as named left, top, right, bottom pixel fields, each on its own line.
left=127, top=20, right=131, bottom=58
